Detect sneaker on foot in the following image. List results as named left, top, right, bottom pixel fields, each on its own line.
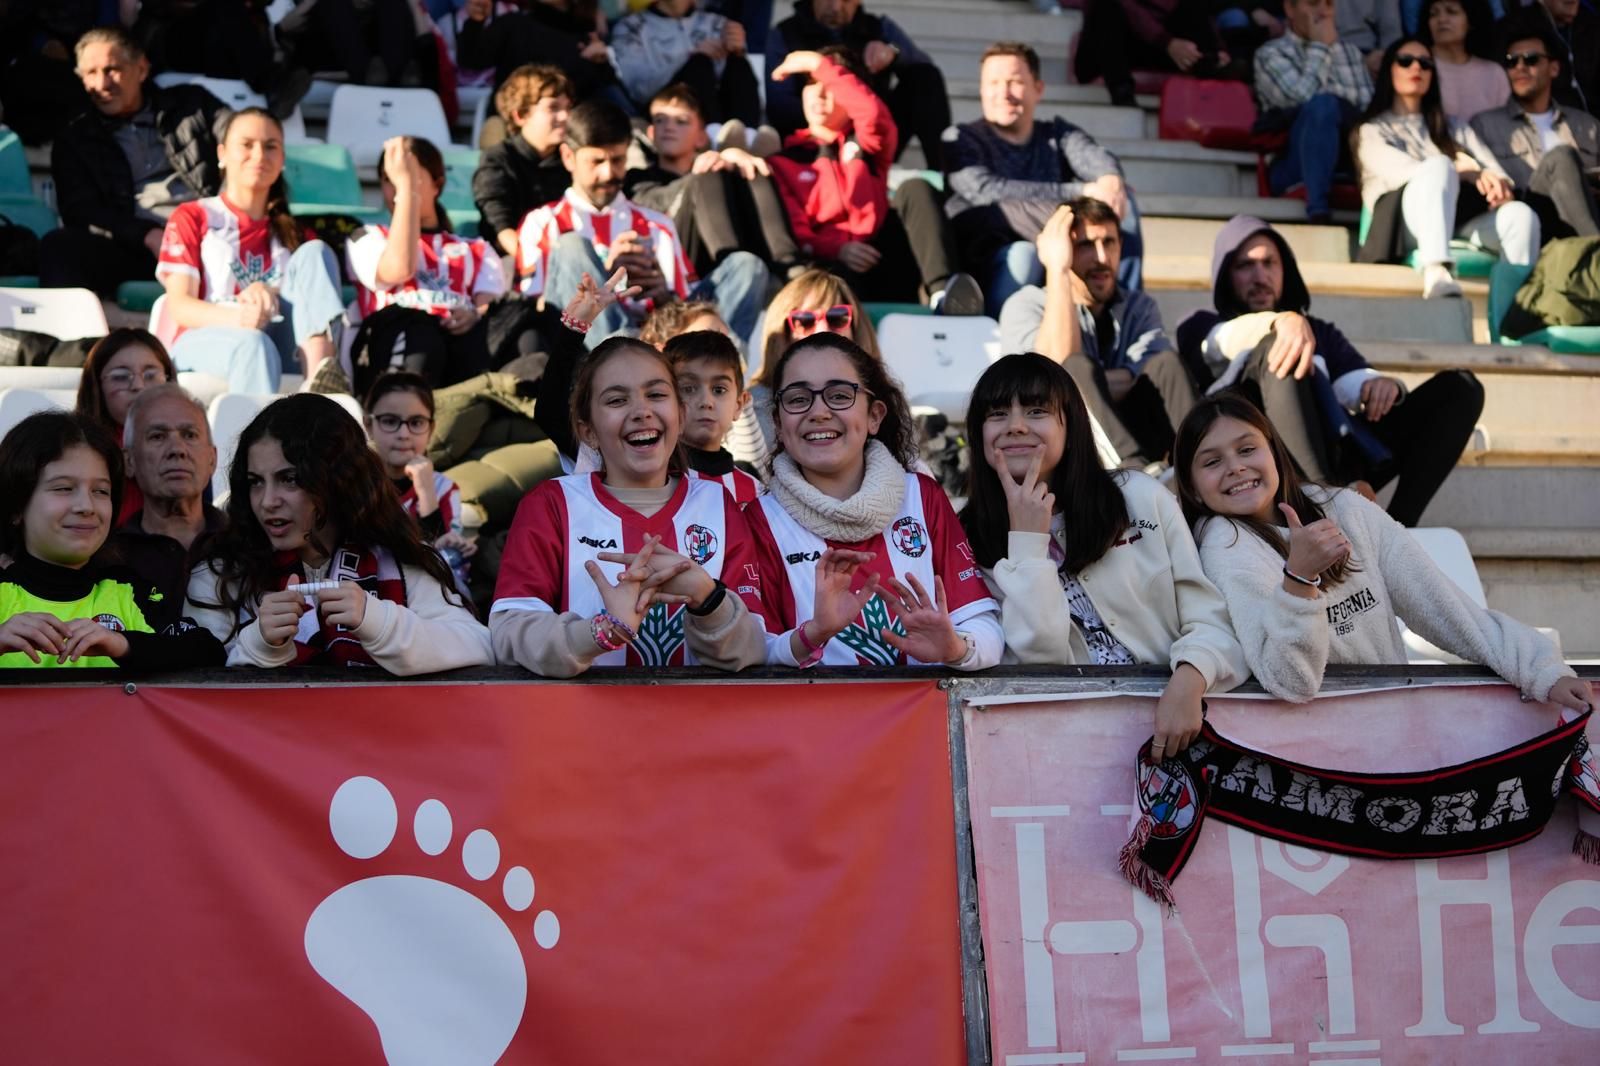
left=1422, top=263, right=1462, bottom=299
left=716, top=119, right=748, bottom=152
left=930, top=272, right=984, bottom=316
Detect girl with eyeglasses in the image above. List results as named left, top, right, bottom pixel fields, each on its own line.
left=74, top=328, right=176, bottom=527
left=1417, top=0, right=1508, bottom=121
left=745, top=333, right=1001, bottom=670
left=1355, top=36, right=1539, bottom=298
left=958, top=354, right=1245, bottom=758
left=728, top=268, right=879, bottom=473
left=186, top=394, right=493, bottom=673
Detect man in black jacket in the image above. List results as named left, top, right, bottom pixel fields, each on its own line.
left=472, top=65, right=576, bottom=260
left=41, top=27, right=229, bottom=296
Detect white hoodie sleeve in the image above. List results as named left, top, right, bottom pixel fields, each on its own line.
left=350, top=565, right=494, bottom=675
left=988, top=531, right=1083, bottom=664
left=184, top=562, right=298, bottom=668
left=1153, top=488, right=1250, bottom=692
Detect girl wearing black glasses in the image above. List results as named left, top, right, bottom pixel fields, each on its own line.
left=1418, top=0, right=1508, bottom=121
left=746, top=333, right=1002, bottom=669
left=74, top=328, right=176, bottom=527
left=1355, top=36, right=1539, bottom=298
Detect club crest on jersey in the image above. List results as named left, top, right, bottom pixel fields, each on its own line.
left=684, top=524, right=718, bottom=565
left=1137, top=758, right=1199, bottom=840
left=93, top=614, right=126, bottom=632
left=891, top=516, right=928, bottom=558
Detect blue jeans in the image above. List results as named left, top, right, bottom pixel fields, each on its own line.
left=985, top=192, right=1144, bottom=317
left=1268, top=94, right=1359, bottom=219
left=544, top=232, right=770, bottom=352
left=170, top=240, right=346, bottom=393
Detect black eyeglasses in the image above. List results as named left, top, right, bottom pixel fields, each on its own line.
left=371, top=414, right=434, bottom=434
left=1395, top=54, right=1436, bottom=71
left=777, top=380, right=869, bottom=415
left=1503, top=51, right=1550, bottom=69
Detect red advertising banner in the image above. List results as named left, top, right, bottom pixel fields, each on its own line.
left=0, top=680, right=966, bottom=1066
left=963, top=684, right=1600, bottom=1065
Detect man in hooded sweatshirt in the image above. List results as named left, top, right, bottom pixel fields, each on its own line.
left=1174, top=216, right=1484, bottom=527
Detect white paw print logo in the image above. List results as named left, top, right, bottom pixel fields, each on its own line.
left=304, top=777, right=559, bottom=1066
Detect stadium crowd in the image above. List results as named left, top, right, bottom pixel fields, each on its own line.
left=0, top=2, right=1594, bottom=748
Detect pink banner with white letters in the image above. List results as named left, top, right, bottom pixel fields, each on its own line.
left=963, top=684, right=1600, bottom=1065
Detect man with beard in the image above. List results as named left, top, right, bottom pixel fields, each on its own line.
left=514, top=100, right=769, bottom=350
left=108, top=384, right=224, bottom=634
left=766, top=0, right=950, bottom=169
left=1175, top=216, right=1482, bottom=527
left=1000, top=198, right=1196, bottom=469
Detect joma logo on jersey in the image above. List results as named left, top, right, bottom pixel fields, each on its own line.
left=684, top=524, right=717, bottom=565
left=891, top=517, right=928, bottom=558
left=786, top=550, right=823, bottom=565
left=578, top=535, right=618, bottom=549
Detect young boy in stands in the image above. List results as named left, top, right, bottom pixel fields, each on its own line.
left=472, top=65, right=575, bottom=259
left=768, top=46, right=981, bottom=313
left=665, top=329, right=762, bottom=504
left=626, top=83, right=800, bottom=276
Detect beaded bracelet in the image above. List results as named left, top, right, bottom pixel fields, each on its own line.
left=1282, top=565, right=1323, bottom=588
left=591, top=611, right=636, bottom=652
left=560, top=310, right=591, bottom=334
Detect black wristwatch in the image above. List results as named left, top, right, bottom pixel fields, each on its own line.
left=686, top=579, right=728, bottom=616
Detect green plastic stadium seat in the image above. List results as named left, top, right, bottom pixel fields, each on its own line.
left=0, top=275, right=38, bottom=287
left=116, top=280, right=164, bottom=312
left=865, top=302, right=929, bottom=328
left=0, top=197, right=59, bottom=238
left=0, top=129, right=32, bottom=198
left=283, top=143, right=386, bottom=222
left=1487, top=257, right=1600, bottom=353
left=1357, top=202, right=1497, bottom=278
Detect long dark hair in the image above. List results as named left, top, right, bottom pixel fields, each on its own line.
left=766, top=332, right=918, bottom=471
left=379, top=135, right=454, bottom=234
left=958, top=353, right=1128, bottom=572
left=1172, top=394, right=1356, bottom=586
left=570, top=336, right=688, bottom=480
left=196, top=394, right=463, bottom=632
left=1419, top=0, right=1498, bottom=61
left=74, top=328, right=175, bottom=432
left=0, top=411, right=123, bottom=557
left=1358, top=37, right=1458, bottom=162
left=221, top=107, right=302, bottom=252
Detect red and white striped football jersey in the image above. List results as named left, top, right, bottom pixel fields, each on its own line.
left=346, top=225, right=506, bottom=320
left=689, top=466, right=762, bottom=506
left=397, top=470, right=461, bottom=535
left=157, top=195, right=289, bottom=304
left=514, top=189, right=694, bottom=314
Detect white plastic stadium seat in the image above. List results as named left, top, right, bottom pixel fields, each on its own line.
left=148, top=294, right=178, bottom=349
left=0, top=287, right=107, bottom=340
left=0, top=387, right=77, bottom=441
left=0, top=366, right=83, bottom=392
left=1395, top=527, right=1561, bottom=662
left=326, top=85, right=453, bottom=167
left=151, top=73, right=311, bottom=142
left=876, top=313, right=1002, bottom=423
left=207, top=390, right=365, bottom=499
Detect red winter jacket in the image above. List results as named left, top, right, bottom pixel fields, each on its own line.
left=767, top=57, right=898, bottom=261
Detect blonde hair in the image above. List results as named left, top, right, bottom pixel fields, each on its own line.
left=753, top=269, right=880, bottom=388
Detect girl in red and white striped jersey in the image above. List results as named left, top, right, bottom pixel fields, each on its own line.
left=490, top=335, right=770, bottom=677
left=345, top=137, right=507, bottom=394
left=745, top=333, right=1002, bottom=670
left=362, top=372, right=470, bottom=555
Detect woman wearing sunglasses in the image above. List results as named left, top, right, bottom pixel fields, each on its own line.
left=745, top=332, right=1001, bottom=670
left=1418, top=0, right=1508, bottom=121
left=727, top=268, right=880, bottom=473
left=1355, top=36, right=1538, bottom=298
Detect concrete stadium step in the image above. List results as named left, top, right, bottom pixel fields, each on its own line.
left=1147, top=256, right=1438, bottom=298
left=887, top=5, right=1079, bottom=48
left=1100, top=139, right=1259, bottom=198
left=1142, top=217, right=1354, bottom=264
left=944, top=80, right=1155, bottom=110
left=1148, top=288, right=1475, bottom=344
left=1360, top=339, right=1600, bottom=377
left=924, top=44, right=1069, bottom=84
left=1135, top=193, right=1348, bottom=224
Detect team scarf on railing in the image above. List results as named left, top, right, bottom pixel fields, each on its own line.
left=1121, top=708, right=1600, bottom=909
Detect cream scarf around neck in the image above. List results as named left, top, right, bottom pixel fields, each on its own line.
left=768, top=439, right=908, bottom=543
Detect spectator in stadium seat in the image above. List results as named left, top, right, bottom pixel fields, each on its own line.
left=625, top=83, right=801, bottom=278
left=274, top=0, right=437, bottom=89
left=107, top=384, right=224, bottom=634
left=186, top=393, right=493, bottom=672
left=515, top=99, right=769, bottom=351
left=1175, top=214, right=1483, bottom=527
left=766, top=0, right=952, bottom=170
left=1471, top=15, right=1600, bottom=238
left=41, top=27, right=228, bottom=297
left=611, top=0, right=761, bottom=126
left=0, top=2, right=99, bottom=145
left=346, top=136, right=506, bottom=396
left=0, top=411, right=225, bottom=670
left=1418, top=0, right=1508, bottom=121
left=1076, top=0, right=1237, bottom=109
left=457, top=0, right=627, bottom=121
left=131, top=0, right=312, bottom=119
left=74, top=328, right=177, bottom=528
left=1354, top=37, right=1539, bottom=298
left=944, top=41, right=1143, bottom=316
left=769, top=48, right=982, bottom=311
left=158, top=108, right=347, bottom=396
left=472, top=65, right=574, bottom=258
left=1174, top=392, right=1592, bottom=708
left=1000, top=199, right=1198, bottom=469
left=958, top=353, right=1246, bottom=757
left=1253, top=0, right=1373, bottom=224
left=1528, top=0, right=1600, bottom=114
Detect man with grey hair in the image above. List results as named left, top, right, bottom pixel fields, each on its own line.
left=109, top=384, right=224, bottom=633
left=40, top=27, right=229, bottom=297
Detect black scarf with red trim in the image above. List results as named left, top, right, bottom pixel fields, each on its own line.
left=1122, top=710, right=1600, bottom=908
left=265, top=546, right=407, bottom=668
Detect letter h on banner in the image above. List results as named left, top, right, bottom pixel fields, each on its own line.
left=1008, top=810, right=1172, bottom=1049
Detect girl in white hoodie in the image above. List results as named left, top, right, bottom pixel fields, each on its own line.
left=959, top=353, right=1247, bottom=758
left=1174, top=392, right=1592, bottom=710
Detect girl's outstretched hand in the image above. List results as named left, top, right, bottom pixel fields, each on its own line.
left=881, top=574, right=967, bottom=664
left=1547, top=676, right=1595, bottom=713
left=809, top=548, right=880, bottom=641
left=1150, top=662, right=1206, bottom=761
left=1280, top=503, right=1349, bottom=580
left=589, top=536, right=693, bottom=626
left=0, top=611, right=70, bottom=662
left=993, top=446, right=1055, bottom=535
left=57, top=616, right=129, bottom=663
left=596, top=536, right=712, bottom=613
left=564, top=268, right=643, bottom=329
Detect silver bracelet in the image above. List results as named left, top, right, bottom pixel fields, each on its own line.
left=1282, top=565, right=1322, bottom=588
